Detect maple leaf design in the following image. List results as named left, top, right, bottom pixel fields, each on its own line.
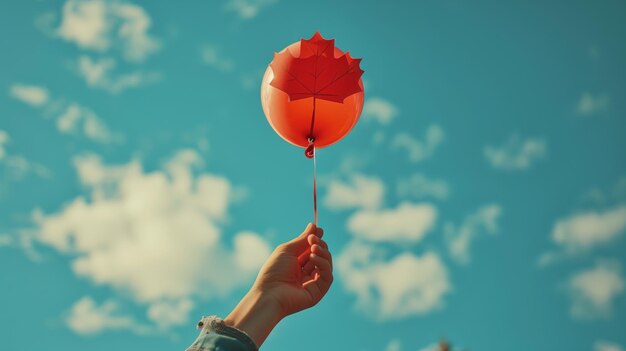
left=269, top=32, right=364, bottom=104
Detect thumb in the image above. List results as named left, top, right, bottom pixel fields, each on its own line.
left=281, top=223, right=316, bottom=254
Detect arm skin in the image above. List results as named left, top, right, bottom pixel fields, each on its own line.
left=224, top=223, right=333, bottom=348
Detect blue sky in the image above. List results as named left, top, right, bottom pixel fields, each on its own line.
left=1, top=0, right=625, bottom=350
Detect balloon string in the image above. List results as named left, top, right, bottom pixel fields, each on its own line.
left=305, top=138, right=318, bottom=226
left=313, top=142, right=318, bottom=226
left=306, top=96, right=317, bottom=225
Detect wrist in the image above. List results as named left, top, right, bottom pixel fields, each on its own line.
left=224, top=287, right=284, bottom=348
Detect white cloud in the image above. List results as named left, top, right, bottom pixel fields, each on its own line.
left=56, top=0, right=160, bottom=62
left=0, top=131, right=51, bottom=180
left=9, top=84, right=49, bottom=107
left=568, top=261, right=624, bottom=319
left=2, top=155, right=51, bottom=180
left=363, top=97, right=397, bottom=125
left=550, top=205, right=626, bottom=252
left=225, top=0, right=277, bottom=19
left=0, top=234, right=13, bottom=247
left=240, top=73, right=259, bottom=90
left=66, top=296, right=142, bottom=335
left=337, top=155, right=369, bottom=175
left=385, top=339, right=401, bottom=351
left=594, top=340, right=624, bottom=351
left=337, top=240, right=451, bottom=320
left=147, top=298, right=194, bottom=329
left=57, top=0, right=109, bottom=51
left=0, top=130, right=8, bottom=160
left=112, top=2, right=160, bottom=62
left=445, top=205, right=502, bottom=264
left=201, top=45, right=234, bottom=72
left=233, top=231, right=273, bottom=271
left=29, top=150, right=271, bottom=331
left=484, top=135, right=546, bottom=171
left=392, top=125, right=445, bottom=163
left=535, top=251, right=564, bottom=267
left=57, top=103, right=120, bottom=143
left=324, top=174, right=385, bottom=211
left=77, top=55, right=159, bottom=93
left=397, top=173, right=450, bottom=200
left=9, top=83, right=120, bottom=143
left=418, top=343, right=439, bottom=351
left=577, top=93, right=610, bottom=116
left=347, top=202, right=437, bottom=243
left=373, top=131, right=386, bottom=145
left=576, top=178, right=626, bottom=207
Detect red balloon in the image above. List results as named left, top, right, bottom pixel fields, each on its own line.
left=260, top=33, right=364, bottom=149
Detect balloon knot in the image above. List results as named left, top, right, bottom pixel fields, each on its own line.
left=305, top=138, right=315, bottom=158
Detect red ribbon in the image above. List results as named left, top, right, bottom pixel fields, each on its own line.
left=305, top=139, right=318, bottom=226
left=304, top=142, right=315, bottom=159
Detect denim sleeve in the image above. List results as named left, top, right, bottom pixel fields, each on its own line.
left=186, top=316, right=258, bottom=351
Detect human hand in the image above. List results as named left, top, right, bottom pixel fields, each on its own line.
left=253, top=223, right=333, bottom=316
left=224, top=223, right=333, bottom=347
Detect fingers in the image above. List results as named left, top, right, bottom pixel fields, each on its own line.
left=301, top=259, right=316, bottom=276
left=308, top=234, right=328, bottom=250
left=300, top=250, right=318, bottom=274
left=302, top=252, right=333, bottom=303
left=281, top=223, right=317, bottom=254
left=315, top=227, right=324, bottom=238
left=298, top=234, right=320, bottom=265
left=310, top=253, right=332, bottom=282
left=311, top=243, right=332, bottom=268
left=298, top=228, right=332, bottom=276
left=301, top=236, right=330, bottom=275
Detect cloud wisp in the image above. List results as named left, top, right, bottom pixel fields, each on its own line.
left=8, top=83, right=120, bottom=143
left=594, top=340, right=624, bottom=351
left=76, top=55, right=160, bottom=94
left=362, top=97, right=397, bottom=125
left=9, top=84, right=50, bottom=107
left=484, top=135, right=546, bottom=171
left=577, top=93, right=610, bottom=116
left=552, top=205, right=626, bottom=252
left=0, top=130, right=9, bottom=160
left=66, top=296, right=148, bottom=335
left=200, top=44, right=235, bottom=72
left=392, top=124, right=445, bottom=163
left=224, top=0, right=278, bottom=19
left=567, top=261, right=624, bottom=319
left=0, top=130, right=51, bottom=180
left=445, top=204, right=502, bottom=265
left=397, top=173, right=450, bottom=201
left=539, top=205, right=626, bottom=266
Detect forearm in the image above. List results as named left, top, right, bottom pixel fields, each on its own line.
left=224, top=288, right=284, bottom=348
